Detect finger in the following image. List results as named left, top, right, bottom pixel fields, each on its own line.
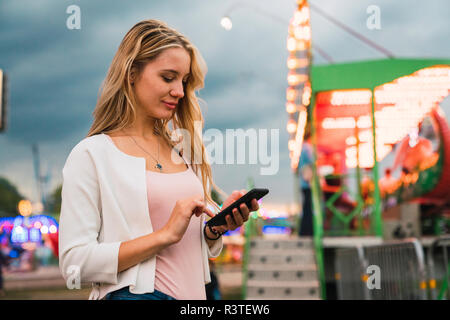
left=232, top=190, right=241, bottom=198
left=225, top=214, right=237, bottom=230
left=251, top=198, right=259, bottom=211
left=193, top=199, right=204, bottom=209
left=240, top=189, right=247, bottom=196
left=203, top=206, right=215, bottom=218
left=232, top=190, right=242, bottom=202
left=232, top=208, right=243, bottom=227
left=193, top=201, right=214, bottom=218
left=192, top=200, right=206, bottom=216
left=239, top=203, right=250, bottom=222
left=192, top=206, right=202, bottom=217
left=222, top=191, right=241, bottom=210
left=238, top=203, right=250, bottom=222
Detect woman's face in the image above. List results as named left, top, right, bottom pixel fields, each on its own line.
left=132, top=47, right=191, bottom=120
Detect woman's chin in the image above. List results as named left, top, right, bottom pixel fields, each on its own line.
left=159, top=111, right=175, bottom=120
left=149, top=109, right=175, bottom=120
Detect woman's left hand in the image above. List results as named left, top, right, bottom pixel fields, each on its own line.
left=212, top=189, right=259, bottom=235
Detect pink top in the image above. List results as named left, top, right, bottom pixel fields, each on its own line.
left=146, top=158, right=206, bottom=300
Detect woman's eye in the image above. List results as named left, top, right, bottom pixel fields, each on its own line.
left=163, top=76, right=188, bottom=85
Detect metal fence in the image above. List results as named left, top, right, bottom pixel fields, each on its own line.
left=335, top=238, right=428, bottom=300
left=427, top=236, right=450, bottom=300
left=335, top=245, right=370, bottom=300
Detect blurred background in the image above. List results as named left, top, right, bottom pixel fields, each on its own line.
left=0, top=0, right=449, bottom=300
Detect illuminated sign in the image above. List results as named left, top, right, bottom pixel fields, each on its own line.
left=315, top=66, right=450, bottom=169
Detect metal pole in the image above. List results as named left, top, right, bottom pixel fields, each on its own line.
left=355, top=124, right=364, bottom=235
left=370, top=89, right=383, bottom=236
left=310, top=92, right=327, bottom=299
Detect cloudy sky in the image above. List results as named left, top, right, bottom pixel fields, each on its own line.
left=0, top=0, right=449, bottom=211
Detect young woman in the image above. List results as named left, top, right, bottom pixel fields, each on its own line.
left=58, top=19, right=259, bottom=300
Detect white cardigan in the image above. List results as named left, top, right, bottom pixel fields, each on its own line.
left=58, top=133, right=223, bottom=300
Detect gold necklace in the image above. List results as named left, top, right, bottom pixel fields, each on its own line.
left=129, top=135, right=163, bottom=172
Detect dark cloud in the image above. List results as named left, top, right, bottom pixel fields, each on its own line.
left=0, top=0, right=449, bottom=205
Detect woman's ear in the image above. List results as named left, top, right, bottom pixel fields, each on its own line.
left=129, top=67, right=137, bottom=85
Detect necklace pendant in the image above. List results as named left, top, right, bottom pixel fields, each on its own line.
left=155, top=163, right=163, bottom=171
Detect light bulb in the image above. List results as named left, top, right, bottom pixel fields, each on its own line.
left=220, top=16, right=232, bottom=31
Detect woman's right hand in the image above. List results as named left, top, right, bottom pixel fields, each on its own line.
left=161, top=194, right=214, bottom=244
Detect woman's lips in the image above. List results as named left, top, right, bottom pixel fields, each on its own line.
left=162, top=101, right=176, bottom=109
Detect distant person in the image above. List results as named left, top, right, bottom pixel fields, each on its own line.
left=361, top=168, right=375, bottom=205
left=58, top=19, right=259, bottom=301
left=378, top=168, right=398, bottom=198
left=298, top=137, right=314, bottom=236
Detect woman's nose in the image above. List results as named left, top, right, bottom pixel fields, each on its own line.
left=170, top=81, right=185, bottom=99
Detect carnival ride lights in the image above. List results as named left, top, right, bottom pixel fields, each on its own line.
left=330, top=90, right=373, bottom=106
left=374, top=105, right=447, bottom=201
left=286, top=0, right=311, bottom=171
left=1, top=215, right=58, bottom=244
left=345, top=144, right=392, bottom=169
left=316, top=66, right=450, bottom=169
left=262, top=225, right=291, bottom=235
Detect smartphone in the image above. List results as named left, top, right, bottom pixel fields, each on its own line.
left=206, top=188, right=269, bottom=227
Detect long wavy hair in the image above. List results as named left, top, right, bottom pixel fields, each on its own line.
left=86, top=19, right=226, bottom=210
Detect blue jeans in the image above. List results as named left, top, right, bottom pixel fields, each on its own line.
left=104, top=286, right=176, bottom=300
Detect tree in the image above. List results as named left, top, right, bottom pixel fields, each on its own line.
left=47, top=184, right=62, bottom=218
left=0, top=176, right=24, bottom=217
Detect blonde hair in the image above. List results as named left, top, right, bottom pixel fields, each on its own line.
left=86, top=19, right=227, bottom=210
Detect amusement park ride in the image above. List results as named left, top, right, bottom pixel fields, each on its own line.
left=220, top=0, right=450, bottom=300
left=307, top=60, right=450, bottom=235
left=284, top=0, right=450, bottom=300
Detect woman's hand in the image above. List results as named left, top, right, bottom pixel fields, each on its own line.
left=162, top=194, right=214, bottom=244
left=211, top=189, right=259, bottom=235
